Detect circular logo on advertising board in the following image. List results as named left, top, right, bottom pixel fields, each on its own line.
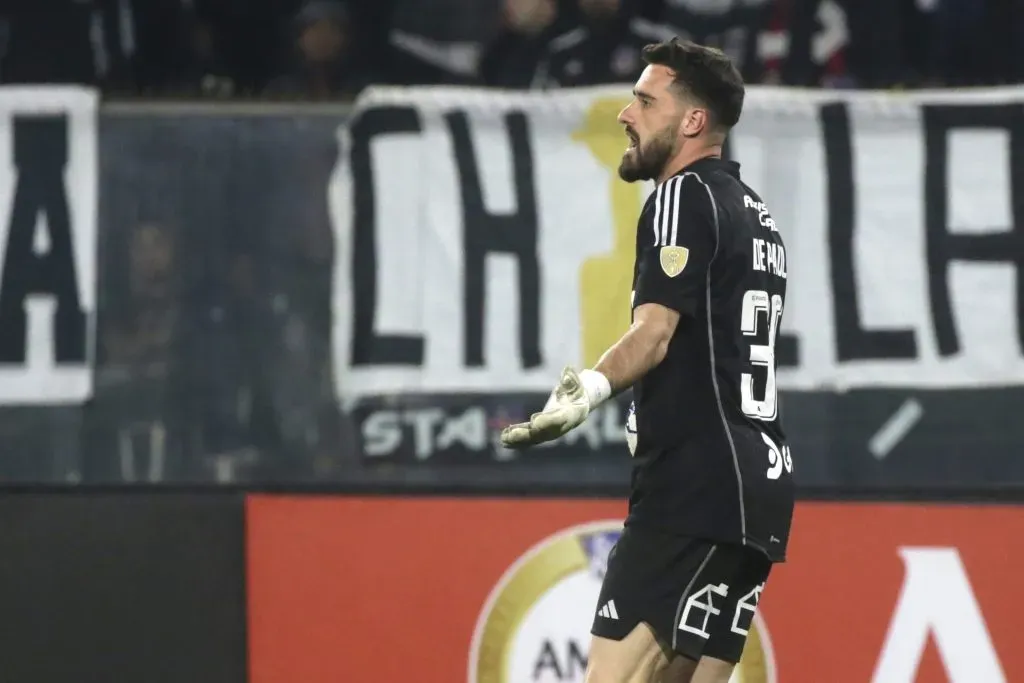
left=468, top=521, right=777, bottom=683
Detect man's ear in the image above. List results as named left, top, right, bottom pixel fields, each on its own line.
left=678, top=107, right=708, bottom=139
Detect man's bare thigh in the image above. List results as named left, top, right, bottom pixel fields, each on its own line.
left=586, top=623, right=697, bottom=683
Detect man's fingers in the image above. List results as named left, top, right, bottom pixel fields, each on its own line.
left=500, top=422, right=535, bottom=447
left=531, top=409, right=567, bottom=434
left=500, top=409, right=570, bottom=448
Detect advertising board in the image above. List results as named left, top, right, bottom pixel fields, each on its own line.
left=247, top=496, right=1024, bottom=682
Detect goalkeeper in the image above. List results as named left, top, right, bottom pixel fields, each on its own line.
left=500, top=38, right=794, bottom=683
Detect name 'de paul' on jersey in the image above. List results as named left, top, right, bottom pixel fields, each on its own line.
left=746, top=195, right=787, bottom=279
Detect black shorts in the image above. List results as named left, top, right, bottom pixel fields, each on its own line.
left=591, top=524, right=772, bottom=664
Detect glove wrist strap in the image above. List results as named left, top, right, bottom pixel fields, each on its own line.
left=579, top=369, right=612, bottom=408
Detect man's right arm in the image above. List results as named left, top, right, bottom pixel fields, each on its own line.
left=592, top=301, right=681, bottom=395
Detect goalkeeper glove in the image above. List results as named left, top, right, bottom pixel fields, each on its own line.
left=500, top=366, right=611, bottom=449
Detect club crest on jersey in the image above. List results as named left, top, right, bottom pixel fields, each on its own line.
left=659, top=246, right=689, bottom=278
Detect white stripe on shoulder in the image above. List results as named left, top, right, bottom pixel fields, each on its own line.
left=629, top=18, right=679, bottom=43
left=654, top=172, right=720, bottom=247
left=669, top=174, right=684, bottom=245
left=549, top=27, right=588, bottom=52
left=652, top=181, right=664, bottom=246
left=680, top=171, right=721, bottom=261
left=653, top=175, right=685, bottom=246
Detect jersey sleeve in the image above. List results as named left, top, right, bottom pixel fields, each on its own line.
left=634, top=174, right=718, bottom=316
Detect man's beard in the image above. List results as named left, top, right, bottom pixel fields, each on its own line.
left=618, top=126, right=677, bottom=183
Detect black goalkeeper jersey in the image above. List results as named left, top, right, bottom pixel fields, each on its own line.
left=624, top=156, right=794, bottom=562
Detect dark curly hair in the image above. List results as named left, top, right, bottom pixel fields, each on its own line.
left=641, top=38, right=745, bottom=131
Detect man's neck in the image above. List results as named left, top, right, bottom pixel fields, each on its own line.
left=657, top=143, right=722, bottom=184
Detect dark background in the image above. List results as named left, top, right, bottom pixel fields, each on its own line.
left=0, top=490, right=247, bottom=683
left=1, top=0, right=1022, bottom=95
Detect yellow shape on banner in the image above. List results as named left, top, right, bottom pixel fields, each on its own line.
left=572, top=97, right=640, bottom=368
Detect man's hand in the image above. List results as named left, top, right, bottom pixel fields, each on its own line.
left=500, top=367, right=610, bottom=449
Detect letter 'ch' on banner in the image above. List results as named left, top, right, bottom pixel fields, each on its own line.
left=329, top=85, right=1024, bottom=402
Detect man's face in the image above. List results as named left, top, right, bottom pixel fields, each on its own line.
left=617, top=65, right=685, bottom=183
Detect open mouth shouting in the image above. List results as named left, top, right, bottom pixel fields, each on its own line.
left=625, top=127, right=639, bottom=152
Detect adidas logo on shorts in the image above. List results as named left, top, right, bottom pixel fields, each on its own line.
left=597, top=600, right=619, bottom=620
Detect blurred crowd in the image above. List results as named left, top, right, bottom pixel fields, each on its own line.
left=1, top=0, right=1023, bottom=99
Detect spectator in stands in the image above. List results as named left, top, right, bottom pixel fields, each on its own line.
left=479, top=0, right=560, bottom=88
left=90, top=222, right=187, bottom=481
left=265, top=0, right=371, bottom=100
left=656, top=0, right=774, bottom=83
left=152, top=6, right=236, bottom=97
left=385, top=0, right=506, bottom=86
left=102, top=223, right=180, bottom=389
left=532, top=0, right=678, bottom=89
left=93, top=0, right=211, bottom=96
left=189, top=0, right=302, bottom=94
left=764, top=0, right=852, bottom=87
left=928, top=0, right=1021, bottom=87
left=839, top=0, right=909, bottom=88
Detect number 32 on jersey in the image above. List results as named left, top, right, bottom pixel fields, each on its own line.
left=739, top=289, right=782, bottom=421
left=738, top=288, right=792, bottom=480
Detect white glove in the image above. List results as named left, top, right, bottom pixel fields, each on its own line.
left=500, top=366, right=611, bottom=449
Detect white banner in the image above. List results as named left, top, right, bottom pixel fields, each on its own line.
left=331, top=85, right=1024, bottom=401
left=0, top=87, right=98, bottom=404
